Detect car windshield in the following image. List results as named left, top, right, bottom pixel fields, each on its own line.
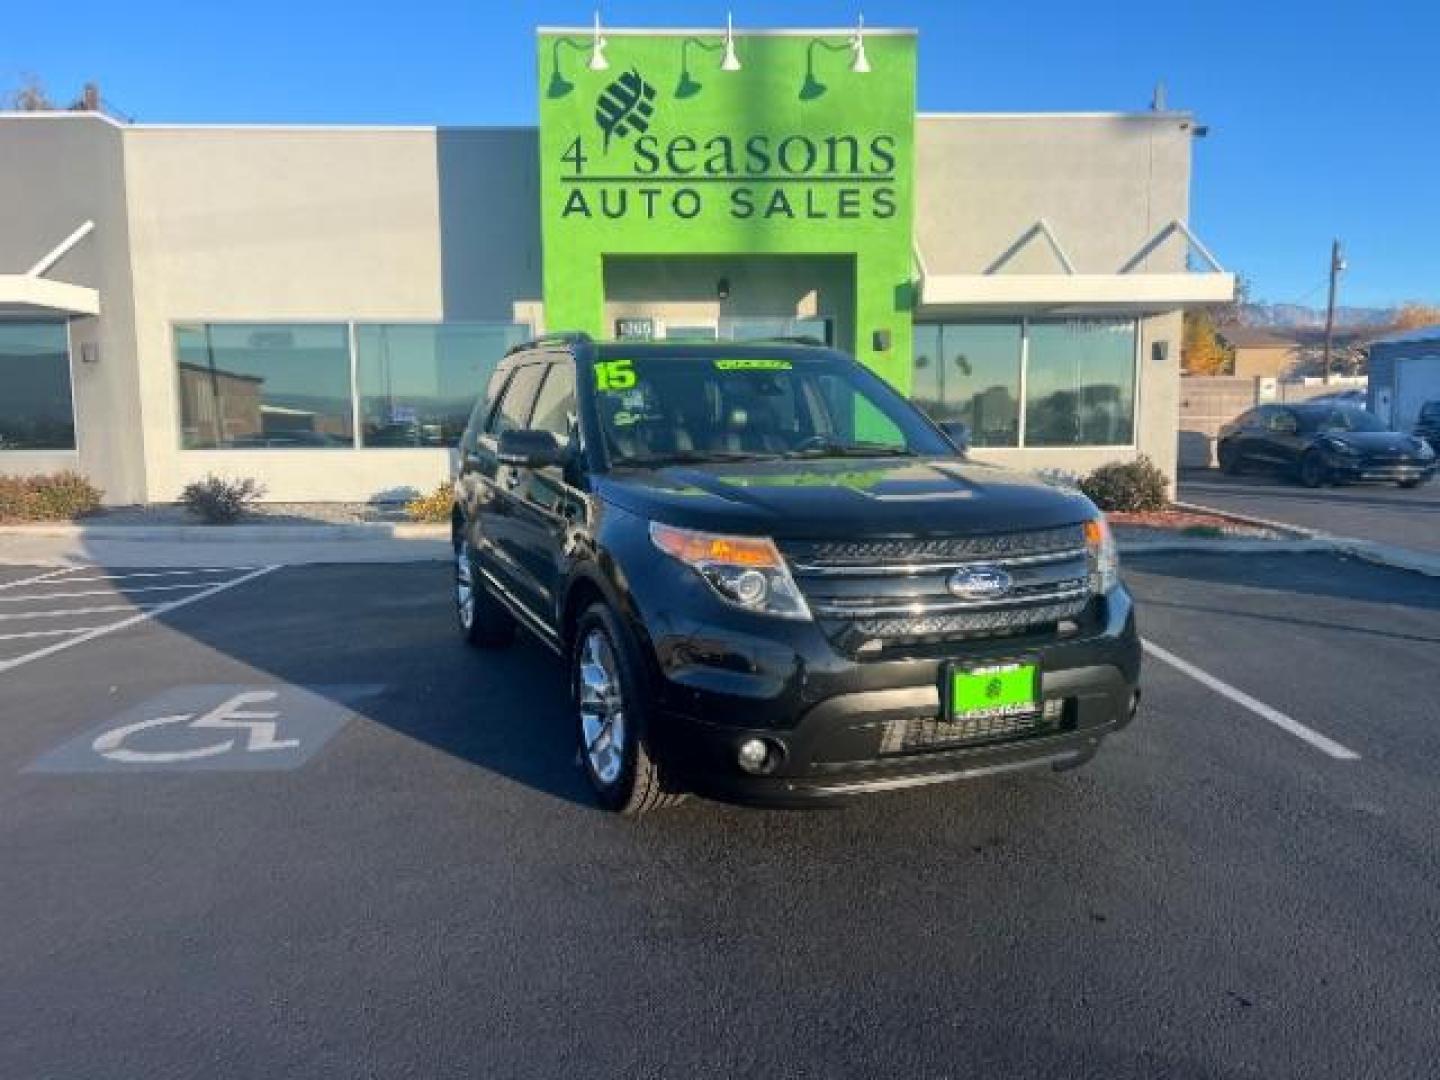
left=1299, top=406, right=1388, bottom=433
left=591, top=353, right=952, bottom=465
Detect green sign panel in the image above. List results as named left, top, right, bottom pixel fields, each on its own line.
left=537, top=29, right=917, bottom=390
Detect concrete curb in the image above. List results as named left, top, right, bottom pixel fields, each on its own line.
left=1163, top=500, right=1440, bottom=578
left=1169, top=500, right=1319, bottom=539
left=0, top=522, right=450, bottom=542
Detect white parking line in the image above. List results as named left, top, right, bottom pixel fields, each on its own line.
left=0, top=604, right=150, bottom=622
left=1142, top=638, right=1361, bottom=761
left=0, top=582, right=219, bottom=603
left=0, top=566, right=279, bottom=675
left=0, top=626, right=107, bottom=642
left=0, top=567, right=80, bottom=592
left=52, top=568, right=257, bottom=584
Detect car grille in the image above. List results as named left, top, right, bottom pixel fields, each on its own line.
left=781, top=526, right=1092, bottom=654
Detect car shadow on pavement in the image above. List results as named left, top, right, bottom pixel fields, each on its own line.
left=139, top=561, right=599, bottom=808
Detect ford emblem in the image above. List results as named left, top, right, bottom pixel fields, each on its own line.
left=948, top=565, right=1013, bottom=601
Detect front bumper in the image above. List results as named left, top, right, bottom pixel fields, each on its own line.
left=640, top=580, right=1141, bottom=806
left=1323, top=455, right=1436, bottom=483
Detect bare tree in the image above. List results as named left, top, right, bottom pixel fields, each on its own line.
left=8, top=73, right=56, bottom=111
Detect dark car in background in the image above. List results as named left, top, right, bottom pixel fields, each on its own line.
left=1218, top=402, right=1437, bottom=488
left=451, top=334, right=1141, bottom=814
left=1415, top=401, right=1440, bottom=455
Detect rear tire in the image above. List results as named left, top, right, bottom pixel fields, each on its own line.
left=572, top=602, right=684, bottom=816
left=455, top=534, right=516, bottom=648
left=1298, top=452, right=1328, bottom=488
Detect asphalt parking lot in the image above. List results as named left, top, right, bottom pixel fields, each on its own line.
left=1180, top=469, right=1440, bottom=554
left=3, top=553, right=1439, bottom=1078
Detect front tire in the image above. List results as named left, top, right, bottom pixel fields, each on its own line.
left=572, top=603, right=683, bottom=816
left=1399, top=479, right=1424, bottom=489
left=455, top=535, right=516, bottom=648
left=1298, top=452, right=1328, bottom=488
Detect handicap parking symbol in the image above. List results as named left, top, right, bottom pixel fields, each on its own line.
left=26, top=684, right=384, bottom=773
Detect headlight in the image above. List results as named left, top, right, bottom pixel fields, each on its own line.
left=1321, top=436, right=1359, bottom=456
left=649, top=523, right=811, bottom=620
left=1084, top=517, right=1120, bottom=595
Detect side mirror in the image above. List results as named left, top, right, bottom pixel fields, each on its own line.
left=497, top=428, right=566, bottom=468
left=937, top=420, right=971, bottom=455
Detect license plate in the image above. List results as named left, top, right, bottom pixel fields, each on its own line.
left=948, top=661, right=1039, bottom=721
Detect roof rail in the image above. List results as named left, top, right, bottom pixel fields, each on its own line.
left=504, top=331, right=592, bottom=357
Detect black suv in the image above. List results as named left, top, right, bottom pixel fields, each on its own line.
left=452, top=335, right=1141, bottom=814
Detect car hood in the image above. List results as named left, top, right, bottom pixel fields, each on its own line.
left=1316, top=431, right=1428, bottom=454
left=595, top=457, right=1096, bottom=538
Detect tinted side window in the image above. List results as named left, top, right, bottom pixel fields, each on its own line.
left=530, top=363, right=577, bottom=443
left=486, top=364, right=546, bottom=437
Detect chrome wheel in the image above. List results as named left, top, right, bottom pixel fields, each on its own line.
left=578, top=628, right=626, bottom=785
left=455, top=541, right=475, bottom=630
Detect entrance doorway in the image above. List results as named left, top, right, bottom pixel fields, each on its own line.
left=602, top=255, right=852, bottom=350
left=612, top=315, right=833, bottom=344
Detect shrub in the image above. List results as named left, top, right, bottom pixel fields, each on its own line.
left=1079, top=456, right=1169, bottom=513
left=0, top=471, right=103, bottom=522
left=404, top=483, right=454, bottom=524
left=180, top=475, right=265, bottom=524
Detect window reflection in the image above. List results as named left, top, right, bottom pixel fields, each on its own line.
left=176, top=324, right=353, bottom=449
left=1024, top=319, right=1136, bottom=447
left=912, top=323, right=1021, bottom=447
left=912, top=319, right=1136, bottom=449
left=0, top=321, right=74, bottom=451
left=356, top=323, right=530, bottom=447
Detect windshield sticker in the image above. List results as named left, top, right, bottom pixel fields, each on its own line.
left=594, top=360, right=637, bottom=391
left=714, top=359, right=793, bottom=372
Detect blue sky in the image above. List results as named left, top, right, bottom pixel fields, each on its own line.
left=5, top=0, right=1433, bottom=308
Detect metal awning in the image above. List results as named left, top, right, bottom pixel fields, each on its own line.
left=915, top=218, right=1235, bottom=316
left=0, top=222, right=100, bottom=317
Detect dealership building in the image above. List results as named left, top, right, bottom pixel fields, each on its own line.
left=0, top=24, right=1233, bottom=504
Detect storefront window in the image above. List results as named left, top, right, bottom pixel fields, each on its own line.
left=355, top=323, right=530, bottom=447
left=176, top=324, right=354, bottom=448
left=1024, top=319, right=1136, bottom=447
left=0, top=321, right=75, bottom=451
left=912, top=323, right=1021, bottom=447
left=912, top=319, right=1136, bottom=449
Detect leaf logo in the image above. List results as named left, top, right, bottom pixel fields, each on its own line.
left=595, top=68, right=657, bottom=151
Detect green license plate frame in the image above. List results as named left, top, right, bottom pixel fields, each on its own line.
left=946, top=659, right=1041, bottom=722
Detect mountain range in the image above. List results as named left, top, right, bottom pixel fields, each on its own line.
left=1239, top=303, right=1397, bottom=329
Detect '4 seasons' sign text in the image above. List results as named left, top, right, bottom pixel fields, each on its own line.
left=558, top=68, right=898, bottom=223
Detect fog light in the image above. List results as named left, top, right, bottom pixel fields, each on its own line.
left=737, top=738, right=777, bottom=775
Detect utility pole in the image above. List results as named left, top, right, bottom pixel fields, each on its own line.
left=1322, top=239, right=1345, bottom=382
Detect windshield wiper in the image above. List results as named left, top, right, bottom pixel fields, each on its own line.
left=782, top=440, right=917, bottom=459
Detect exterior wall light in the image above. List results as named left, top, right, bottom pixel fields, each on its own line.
left=720, top=13, right=743, bottom=72
left=588, top=11, right=610, bottom=72
left=801, top=16, right=873, bottom=100
left=849, top=14, right=871, bottom=74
